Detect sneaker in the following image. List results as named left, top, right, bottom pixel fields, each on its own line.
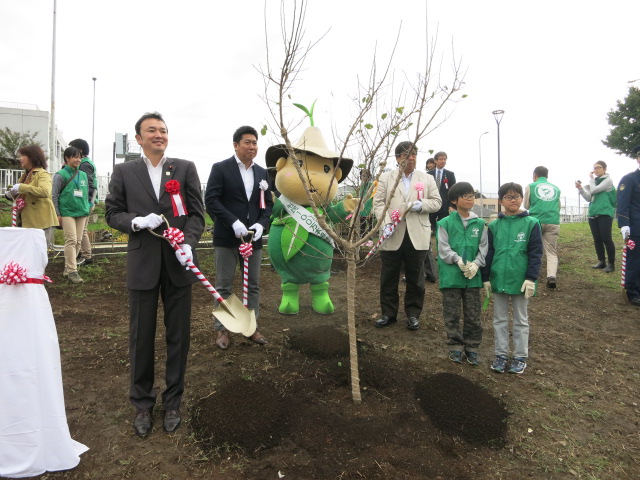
left=490, top=355, right=508, bottom=373
left=79, top=257, right=93, bottom=266
left=448, top=351, right=463, bottom=364
left=76, top=257, right=86, bottom=266
left=508, top=357, right=527, bottom=374
left=465, top=351, right=480, bottom=366
left=67, top=271, right=84, bottom=284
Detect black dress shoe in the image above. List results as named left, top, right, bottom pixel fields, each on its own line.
left=547, top=277, right=557, bottom=288
left=406, top=317, right=420, bottom=330
left=163, top=409, right=181, bottom=433
left=375, top=316, right=397, bottom=328
left=134, top=411, right=153, bottom=437
left=592, top=261, right=606, bottom=269
left=425, top=274, right=436, bottom=283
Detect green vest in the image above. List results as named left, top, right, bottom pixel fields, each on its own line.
left=58, top=166, right=90, bottom=217
left=436, top=211, right=485, bottom=288
left=488, top=214, right=539, bottom=295
left=589, top=177, right=616, bottom=217
left=528, top=177, right=560, bottom=224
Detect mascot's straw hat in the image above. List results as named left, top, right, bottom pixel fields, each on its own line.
left=266, top=127, right=353, bottom=182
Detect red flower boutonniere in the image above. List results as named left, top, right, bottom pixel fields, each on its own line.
left=165, top=180, right=188, bottom=216
left=443, top=177, right=449, bottom=190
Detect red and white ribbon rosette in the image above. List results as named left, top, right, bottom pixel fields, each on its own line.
left=239, top=239, right=254, bottom=307
left=415, top=182, right=424, bottom=200
left=165, top=180, right=188, bottom=217
left=443, top=177, right=449, bottom=190
left=0, top=261, right=51, bottom=285
left=365, top=209, right=402, bottom=260
left=12, top=198, right=25, bottom=227
left=259, top=179, right=269, bottom=209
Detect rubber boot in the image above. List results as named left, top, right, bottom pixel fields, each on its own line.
left=603, top=262, right=615, bottom=273
left=310, top=282, right=335, bottom=314
left=279, top=283, right=300, bottom=315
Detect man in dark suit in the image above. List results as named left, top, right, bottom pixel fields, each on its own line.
left=106, top=112, right=205, bottom=437
left=428, top=151, right=457, bottom=226
left=205, top=125, right=273, bottom=350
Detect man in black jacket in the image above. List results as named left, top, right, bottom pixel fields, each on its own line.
left=205, top=126, right=273, bottom=350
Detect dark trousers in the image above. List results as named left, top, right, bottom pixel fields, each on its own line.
left=380, top=231, right=427, bottom=318
left=129, top=261, right=192, bottom=412
left=625, top=235, right=640, bottom=301
left=588, top=215, right=615, bottom=264
left=442, top=288, right=482, bottom=352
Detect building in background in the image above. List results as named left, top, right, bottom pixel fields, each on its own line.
left=0, top=102, right=66, bottom=172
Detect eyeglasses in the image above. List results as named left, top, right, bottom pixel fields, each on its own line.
left=593, top=166, right=604, bottom=170
left=460, top=194, right=475, bottom=200
left=502, top=195, right=522, bottom=201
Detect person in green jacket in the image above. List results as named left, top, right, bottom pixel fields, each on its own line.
left=523, top=166, right=561, bottom=288
left=483, top=183, right=543, bottom=375
left=69, top=138, right=97, bottom=266
left=436, top=182, right=488, bottom=366
left=576, top=161, right=616, bottom=272
left=52, top=147, right=90, bottom=284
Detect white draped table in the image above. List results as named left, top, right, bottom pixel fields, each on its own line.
left=0, top=227, right=88, bottom=478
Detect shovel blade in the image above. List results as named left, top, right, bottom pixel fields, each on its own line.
left=212, top=294, right=254, bottom=334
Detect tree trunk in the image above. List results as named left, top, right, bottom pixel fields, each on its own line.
left=345, top=247, right=361, bottom=403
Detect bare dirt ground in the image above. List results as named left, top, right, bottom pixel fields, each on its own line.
left=22, top=238, right=640, bottom=480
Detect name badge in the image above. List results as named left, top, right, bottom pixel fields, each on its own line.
left=74, top=189, right=83, bottom=197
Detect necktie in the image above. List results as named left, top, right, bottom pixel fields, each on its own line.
left=437, top=170, right=441, bottom=187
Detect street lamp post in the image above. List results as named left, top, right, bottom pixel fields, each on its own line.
left=478, top=131, right=489, bottom=216
left=91, top=77, right=96, bottom=161
left=492, top=110, right=505, bottom=212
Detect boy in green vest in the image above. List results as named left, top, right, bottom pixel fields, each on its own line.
left=436, top=182, right=488, bottom=366
left=483, top=183, right=543, bottom=374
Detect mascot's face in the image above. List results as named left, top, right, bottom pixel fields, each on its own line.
left=275, top=152, right=342, bottom=205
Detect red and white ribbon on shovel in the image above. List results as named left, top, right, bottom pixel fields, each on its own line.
left=365, top=208, right=403, bottom=260
left=239, top=234, right=254, bottom=307
left=621, top=236, right=636, bottom=289
left=161, top=227, right=227, bottom=305
left=12, top=198, right=25, bottom=227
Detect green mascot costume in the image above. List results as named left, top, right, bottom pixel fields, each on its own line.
left=266, top=126, right=355, bottom=315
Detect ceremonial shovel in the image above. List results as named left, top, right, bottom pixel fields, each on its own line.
left=148, top=217, right=256, bottom=336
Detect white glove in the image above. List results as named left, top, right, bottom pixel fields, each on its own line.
left=464, top=261, right=479, bottom=279
left=408, top=200, right=422, bottom=212
left=521, top=279, right=536, bottom=299
left=249, top=223, right=264, bottom=241
left=483, top=281, right=492, bottom=297
left=175, top=244, right=192, bottom=266
left=383, top=224, right=394, bottom=238
left=232, top=220, right=249, bottom=238
left=10, top=184, right=20, bottom=195
left=621, top=226, right=631, bottom=239
left=132, top=213, right=164, bottom=230
left=457, top=258, right=467, bottom=272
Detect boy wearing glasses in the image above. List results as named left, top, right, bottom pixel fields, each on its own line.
left=483, top=183, right=543, bottom=374
left=436, top=182, right=488, bottom=366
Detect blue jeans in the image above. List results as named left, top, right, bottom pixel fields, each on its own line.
left=492, top=293, right=529, bottom=358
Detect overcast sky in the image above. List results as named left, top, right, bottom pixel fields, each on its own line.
left=3, top=0, right=639, bottom=206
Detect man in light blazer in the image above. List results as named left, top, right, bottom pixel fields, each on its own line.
left=106, top=112, right=205, bottom=437
left=373, top=141, right=442, bottom=330
left=205, top=125, right=273, bottom=350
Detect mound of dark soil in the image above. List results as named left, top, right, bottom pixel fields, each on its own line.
left=287, top=324, right=351, bottom=358
left=192, top=378, right=291, bottom=452
left=416, top=372, right=508, bottom=447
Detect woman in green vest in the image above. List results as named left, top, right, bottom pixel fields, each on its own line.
left=576, top=161, right=616, bottom=273
left=52, top=146, right=90, bottom=284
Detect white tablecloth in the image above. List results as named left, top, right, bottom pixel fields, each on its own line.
left=0, top=227, right=88, bottom=478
